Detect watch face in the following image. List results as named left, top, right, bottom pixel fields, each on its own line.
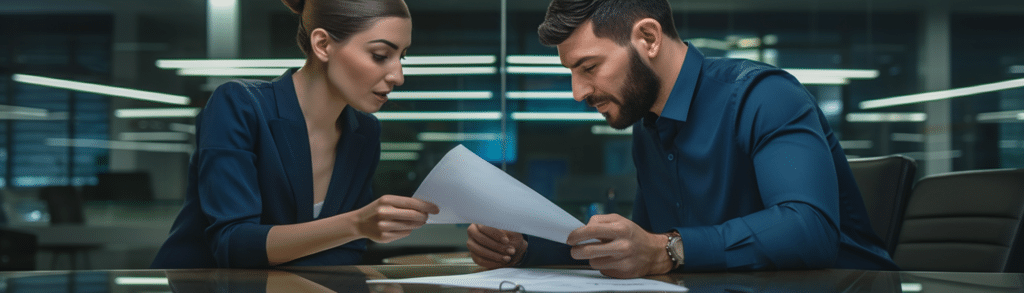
left=669, top=238, right=684, bottom=263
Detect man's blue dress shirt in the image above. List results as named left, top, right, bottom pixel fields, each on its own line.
left=522, top=46, right=898, bottom=271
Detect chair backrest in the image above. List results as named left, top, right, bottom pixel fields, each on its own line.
left=893, top=168, right=1024, bottom=272
left=848, top=155, right=917, bottom=256
left=39, top=185, right=85, bottom=224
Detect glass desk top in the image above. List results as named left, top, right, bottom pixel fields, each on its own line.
left=1, top=265, right=1021, bottom=292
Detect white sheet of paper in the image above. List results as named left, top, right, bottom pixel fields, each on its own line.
left=366, top=268, right=688, bottom=292
left=411, top=144, right=585, bottom=244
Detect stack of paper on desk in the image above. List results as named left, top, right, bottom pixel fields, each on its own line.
left=366, top=268, right=688, bottom=292
left=411, top=144, right=586, bottom=244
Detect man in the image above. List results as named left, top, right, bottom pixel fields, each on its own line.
left=467, top=0, right=898, bottom=278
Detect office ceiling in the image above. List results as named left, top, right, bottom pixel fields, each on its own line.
left=2, top=0, right=1023, bottom=14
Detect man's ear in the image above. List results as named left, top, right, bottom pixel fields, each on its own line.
left=631, top=18, right=663, bottom=59
left=310, top=28, right=332, bottom=63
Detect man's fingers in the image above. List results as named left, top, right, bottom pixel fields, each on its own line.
left=567, top=223, right=623, bottom=245
left=475, top=224, right=516, bottom=245
left=467, top=237, right=510, bottom=264
left=468, top=224, right=512, bottom=252
left=570, top=240, right=625, bottom=260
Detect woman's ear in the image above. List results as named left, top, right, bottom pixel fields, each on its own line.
left=310, top=28, right=332, bottom=63
left=631, top=18, right=663, bottom=59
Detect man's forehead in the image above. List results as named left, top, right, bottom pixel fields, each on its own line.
left=556, top=21, right=598, bottom=67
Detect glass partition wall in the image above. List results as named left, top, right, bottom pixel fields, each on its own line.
left=1, top=0, right=1022, bottom=268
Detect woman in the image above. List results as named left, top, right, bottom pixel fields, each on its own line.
left=151, top=0, right=438, bottom=268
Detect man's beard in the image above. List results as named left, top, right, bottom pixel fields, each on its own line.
left=586, top=50, right=661, bottom=130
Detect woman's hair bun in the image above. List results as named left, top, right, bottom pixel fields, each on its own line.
left=281, top=0, right=305, bottom=14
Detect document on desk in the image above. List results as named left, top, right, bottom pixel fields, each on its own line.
left=411, top=144, right=588, bottom=244
left=366, top=268, right=688, bottom=292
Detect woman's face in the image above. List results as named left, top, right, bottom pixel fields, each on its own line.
left=324, top=17, right=411, bottom=113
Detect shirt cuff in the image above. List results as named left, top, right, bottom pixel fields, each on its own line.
left=675, top=226, right=726, bottom=271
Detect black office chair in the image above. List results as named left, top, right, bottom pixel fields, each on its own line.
left=847, top=155, right=917, bottom=256
left=893, top=168, right=1024, bottom=272
left=38, top=186, right=101, bottom=270
left=0, top=228, right=37, bottom=271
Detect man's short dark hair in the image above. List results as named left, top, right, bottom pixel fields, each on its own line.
left=538, top=0, right=680, bottom=46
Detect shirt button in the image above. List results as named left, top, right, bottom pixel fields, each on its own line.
left=667, top=154, right=675, bottom=161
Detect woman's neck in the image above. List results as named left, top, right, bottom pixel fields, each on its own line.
left=292, top=60, right=348, bottom=128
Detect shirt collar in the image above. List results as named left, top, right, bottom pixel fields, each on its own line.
left=656, top=43, right=704, bottom=123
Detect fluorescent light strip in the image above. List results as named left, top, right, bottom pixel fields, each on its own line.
left=177, top=68, right=287, bottom=77
left=114, top=277, right=170, bottom=286
left=861, top=77, right=1024, bottom=109
left=381, top=142, right=424, bottom=151
left=169, top=123, right=197, bottom=134
left=12, top=74, right=190, bottom=105
left=891, top=133, right=925, bottom=143
left=389, top=91, right=492, bottom=100
left=0, top=104, right=51, bottom=120
left=506, top=91, right=574, bottom=100
left=839, top=140, right=874, bottom=149
left=403, top=55, right=496, bottom=65
left=976, top=110, right=1024, bottom=122
left=115, top=108, right=201, bottom=118
left=46, top=138, right=194, bottom=153
left=374, top=111, right=501, bottom=121
left=785, top=69, right=879, bottom=79
left=791, top=76, right=849, bottom=85
left=507, top=55, right=562, bottom=65
left=687, top=38, right=733, bottom=51
left=1000, top=140, right=1024, bottom=149
left=417, top=132, right=500, bottom=141
left=511, top=112, right=606, bottom=121
left=507, top=66, right=571, bottom=75
left=381, top=151, right=420, bottom=161
left=846, top=112, right=927, bottom=122
left=157, top=56, right=495, bottom=69
left=403, top=67, right=497, bottom=75
left=901, top=283, right=923, bottom=292
left=900, top=150, right=962, bottom=161
left=119, top=132, right=190, bottom=141
left=157, top=59, right=302, bottom=69
left=591, top=125, right=632, bottom=135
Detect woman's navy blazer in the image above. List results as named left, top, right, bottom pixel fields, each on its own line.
left=151, top=69, right=381, bottom=268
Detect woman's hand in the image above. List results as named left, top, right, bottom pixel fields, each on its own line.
left=354, top=195, right=439, bottom=243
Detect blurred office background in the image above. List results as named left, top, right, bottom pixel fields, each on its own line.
left=0, top=0, right=1022, bottom=270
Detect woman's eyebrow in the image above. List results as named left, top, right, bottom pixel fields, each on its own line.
left=368, top=39, right=399, bottom=50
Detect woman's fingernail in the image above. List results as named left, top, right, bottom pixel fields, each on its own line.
left=507, top=247, right=515, bottom=254
left=503, top=255, right=511, bottom=262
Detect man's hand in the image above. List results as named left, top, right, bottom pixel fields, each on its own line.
left=566, top=214, right=674, bottom=278
left=467, top=224, right=527, bottom=269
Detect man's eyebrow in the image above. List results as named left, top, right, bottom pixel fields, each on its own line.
left=368, top=39, right=399, bottom=49
left=567, top=56, right=596, bottom=69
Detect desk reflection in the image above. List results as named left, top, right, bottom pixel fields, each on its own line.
left=166, top=267, right=373, bottom=293
left=0, top=265, right=1022, bottom=292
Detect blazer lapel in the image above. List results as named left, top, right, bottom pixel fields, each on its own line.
left=321, top=106, right=371, bottom=217
left=269, top=70, right=315, bottom=222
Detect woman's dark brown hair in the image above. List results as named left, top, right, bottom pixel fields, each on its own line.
left=281, top=0, right=410, bottom=57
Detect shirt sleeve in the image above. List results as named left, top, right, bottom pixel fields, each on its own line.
left=675, top=74, right=841, bottom=271
left=195, top=81, right=274, bottom=268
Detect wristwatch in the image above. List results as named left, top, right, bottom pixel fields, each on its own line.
left=665, top=231, right=684, bottom=270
